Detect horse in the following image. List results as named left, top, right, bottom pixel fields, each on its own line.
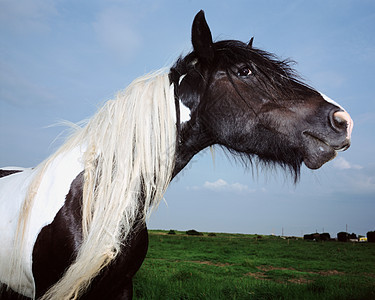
left=0, top=10, right=353, bottom=300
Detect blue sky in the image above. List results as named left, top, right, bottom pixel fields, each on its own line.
left=1, top=0, right=374, bottom=237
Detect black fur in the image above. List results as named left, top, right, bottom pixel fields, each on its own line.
left=0, top=170, right=23, bottom=178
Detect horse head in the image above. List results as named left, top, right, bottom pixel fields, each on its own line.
left=171, top=10, right=353, bottom=180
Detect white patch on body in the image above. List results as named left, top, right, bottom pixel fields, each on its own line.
left=0, top=146, right=85, bottom=297
left=0, top=167, right=28, bottom=171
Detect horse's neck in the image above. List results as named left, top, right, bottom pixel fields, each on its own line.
left=172, top=122, right=214, bottom=178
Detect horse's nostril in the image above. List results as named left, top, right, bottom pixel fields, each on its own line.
left=333, top=113, right=347, bottom=130
left=330, top=110, right=350, bottom=133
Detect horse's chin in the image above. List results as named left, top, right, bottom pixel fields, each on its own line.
left=302, top=133, right=338, bottom=170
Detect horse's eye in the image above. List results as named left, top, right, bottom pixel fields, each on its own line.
left=237, top=67, right=252, bottom=77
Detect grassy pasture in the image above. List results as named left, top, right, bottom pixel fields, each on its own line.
left=133, top=230, right=375, bottom=299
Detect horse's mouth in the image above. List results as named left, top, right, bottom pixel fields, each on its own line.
left=302, top=132, right=339, bottom=169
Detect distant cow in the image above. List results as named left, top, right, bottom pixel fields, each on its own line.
left=319, top=233, right=331, bottom=241
left=304, top=233, right=318, bottom=240
left=367, top=231, right=375, bottom=243
left=303, top=233, right=330, bottom=241
left=337, top=232, right=349, bottom=242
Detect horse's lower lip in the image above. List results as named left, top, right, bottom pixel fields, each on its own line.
left=302, top=132, right=337, bottom=169
left=335, top=140, right=351, bottom=152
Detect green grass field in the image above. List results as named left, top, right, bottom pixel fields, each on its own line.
left=133, top=230, right=375, bottom=299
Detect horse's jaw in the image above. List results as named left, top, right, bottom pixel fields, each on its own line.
left=302, top=131, right=351, bottom=170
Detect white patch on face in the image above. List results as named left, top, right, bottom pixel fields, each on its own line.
left=320, top=92, right=345, bottom=111
left=178, top=74, right=186, bottom=86
left=179, top=99, right=191, bottom=123
left=177, top=74, right=191, bottom=123
left=169, top=74, right=191, bottom=124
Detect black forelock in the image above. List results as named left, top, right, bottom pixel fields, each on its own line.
left=214, top=40, right=298, bottom=76
left=213, top=40, right=311, bottom=100
left=170, top=39, right=312, bottom=103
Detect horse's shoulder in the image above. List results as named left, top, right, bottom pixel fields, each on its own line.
left=79, top=223, right=148, bottom=299
left=32, top=172, right=84, bottom=297
left=32, top=171, right=149, bottom=298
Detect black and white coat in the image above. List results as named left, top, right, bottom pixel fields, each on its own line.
left=0, top=11, right=352, bottom=300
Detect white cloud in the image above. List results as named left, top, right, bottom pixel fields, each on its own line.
left=203, top=179, right=228, bottom=190
left=332, top=157, right=363, bottom=170
left=354, top=175, right=375, bottom=192
left=189, top=179, right=255, bottom=194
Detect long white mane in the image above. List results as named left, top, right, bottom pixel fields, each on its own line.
left=10, top=71, right=177, bottom=299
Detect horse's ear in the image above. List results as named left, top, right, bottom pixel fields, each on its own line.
left=247, top=37, right=254, bottom=48
left=191, top=10, right=214, bottom=61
